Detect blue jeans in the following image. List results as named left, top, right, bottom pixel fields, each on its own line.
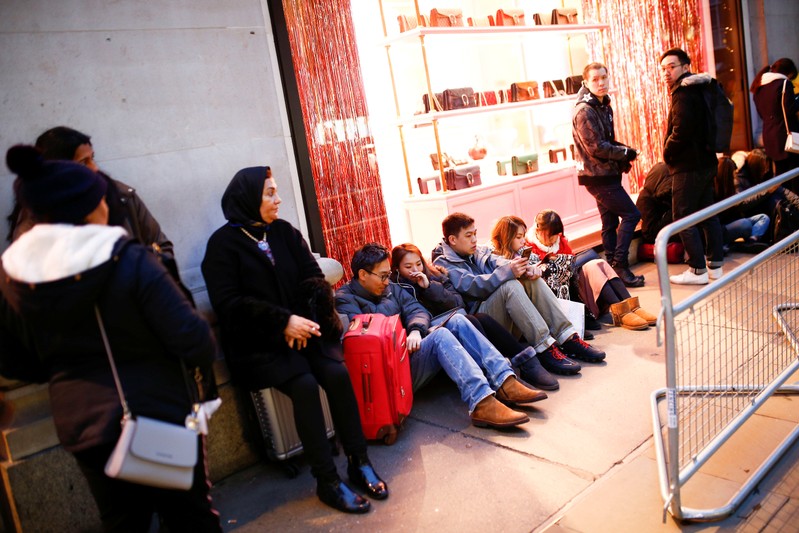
left=724, top=214, right=770, bottom=243
left=409, top=314, right=514, bottom=413
left=584, top=181, right=641, bottom=267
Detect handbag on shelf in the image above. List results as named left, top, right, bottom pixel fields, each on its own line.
left=495, top=8, right=525, bottom=26
left=496, top=159, right=511, bottom=176
left=430, top=8, right=464, bottom=27
left=532, top=13, right=547, bottom=25
left=479, top=90, right=498, bottom=106
left=96, top=307, right=199, bottom=490
left=551, top=8, right=579, bottom=24
left=442, top=87, right=478, bottom=110
left=565, top=75, right=583, bottom=95
left=468, top=136, right=487, bottom=160
left=511, top=81, right=540, bottom=102
left=397, top=15, right=417, bottom=32
left=549, top=148, right=567, bottom=163
left=543, top=80, right=567, bottom=98
left=445, top=165, right=482, bottom=190
left=781, top=80, right=799, bottom=155
left=417, top=175, right=442, bottom=194
left=468, top=15, right=494, bottom=26
left=511, top=153, right=539, bottom=175
left=422, top=92, right=444, bottom=113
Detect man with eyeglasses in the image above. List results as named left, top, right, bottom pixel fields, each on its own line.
left=659, top=47, right=724, bottom=285
left=572, top=61, right=644, bottom=287
left=336, top=242, right=547, bottom=430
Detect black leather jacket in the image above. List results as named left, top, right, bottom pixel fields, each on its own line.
left=572, top=86, right=633, bottom=185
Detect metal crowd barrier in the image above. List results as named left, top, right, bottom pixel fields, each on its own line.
left=651, top=166, right=799, bottom=522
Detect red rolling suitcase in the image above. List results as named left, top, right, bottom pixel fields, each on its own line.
left=342, top=313, right=413, bottom=445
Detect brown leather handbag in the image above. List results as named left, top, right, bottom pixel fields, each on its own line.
left=430, top=8, right=464, bottom=27
left=551, top=8, right=578, bottom=24
left=496, top=9, right=525, bottom=26
left=542, top=80, right=567, bottom=98
left=442, top=87, right=478, bottom=110
left=565, top=75, right=583, bottom=94
left=511, top=81, right=540, bottom=102
left=445, top=165, right=482, bottom=190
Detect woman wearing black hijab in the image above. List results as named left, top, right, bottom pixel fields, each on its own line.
left=201, top=166, right=387, bottom=514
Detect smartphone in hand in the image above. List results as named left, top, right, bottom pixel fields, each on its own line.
left=520, top=247, right=533, bottom=259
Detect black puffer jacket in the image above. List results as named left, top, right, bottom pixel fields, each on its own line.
left=572, top=86, right=633, bottom=185
left=393, top=270, right=464, bottom=317
left=0, top=225, right=213, bottom=453
left=202, top=219, right=343, bottom=391
left=663, top=73, right=718, bottom=172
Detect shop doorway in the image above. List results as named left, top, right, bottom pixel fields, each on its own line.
left=710, top=0, right=752, bottom=151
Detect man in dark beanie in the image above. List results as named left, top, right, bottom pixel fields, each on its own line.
left=0, top=144, right=222, bottom=531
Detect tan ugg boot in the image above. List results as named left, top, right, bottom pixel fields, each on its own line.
left=626, top=296, right=657, bottom=326
left=609, top=300, right=649, bottom=330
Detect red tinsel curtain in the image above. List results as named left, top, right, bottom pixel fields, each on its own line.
left=582, top=0, right=707, bottom=192
left=281, top=0, right=391, bottom=279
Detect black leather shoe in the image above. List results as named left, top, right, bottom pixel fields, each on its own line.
left=317, top=479, right=371, bottom=513
left=612, top=265, right=645, bottom=287
left=347, top=456, right=389, bottom=500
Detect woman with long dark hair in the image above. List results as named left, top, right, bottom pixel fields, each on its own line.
left=390, top=243, right=560, bottom=389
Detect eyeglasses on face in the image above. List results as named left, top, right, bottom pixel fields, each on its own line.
left=366, top=270, right=391, bottom=282
left=660, top=63, right=684, bottom=73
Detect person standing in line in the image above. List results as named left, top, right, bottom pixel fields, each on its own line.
left=659, top=47, right=724, bottom=285
left=1, top=145, right=221, bottom=532
left=572, top=62, right=644, bottom=287
left=750, top=58, right=799, bottom=192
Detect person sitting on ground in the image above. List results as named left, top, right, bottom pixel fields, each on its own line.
left=735, top=148, right=799, bottom=243
left=336, top=243, right=546, bottom=431
left=432, top=212, right=606, bottom=376
left=636, top=162, right=674, bottom=245
left=202, top=167, right=387, bottom=514
left=714, top=156, right=770, bottom=253
left=491, top=213, right=656, bottom=331
left=390, top=243, right=558, bottom=391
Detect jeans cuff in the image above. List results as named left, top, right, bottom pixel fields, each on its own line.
left=556, top=328, right=578, bottom=345
left=468, top=390, right=494, bottom=415
left=510, top=346, right=537, bottom=367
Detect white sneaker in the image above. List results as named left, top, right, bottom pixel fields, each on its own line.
left=708, top=267, right=723, bottom=280
left=670, top=268, right=709, bottom=285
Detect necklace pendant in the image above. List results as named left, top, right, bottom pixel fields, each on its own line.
left=257, top=240, right=269, bottom=251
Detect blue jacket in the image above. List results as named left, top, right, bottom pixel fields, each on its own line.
left=335, top=279, right=431, bottom=336
left=431, top=240, right=516, bottom=313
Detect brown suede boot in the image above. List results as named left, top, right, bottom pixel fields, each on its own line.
left=626, top=296, right=657, bottom=326
left=495, top=376, right=548, bottom=404
left=470, top=396, right=529, bottom=428
left=609, top=300, right=648, bottom=330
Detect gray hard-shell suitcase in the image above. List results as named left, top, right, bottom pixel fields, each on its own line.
left=250, top=386, right=335, bottom=473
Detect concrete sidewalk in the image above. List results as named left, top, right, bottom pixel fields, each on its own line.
left=209, top=255, right=799, bottom=532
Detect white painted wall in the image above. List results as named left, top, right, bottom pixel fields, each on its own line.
left=0, top=0, right=306, bottom=297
